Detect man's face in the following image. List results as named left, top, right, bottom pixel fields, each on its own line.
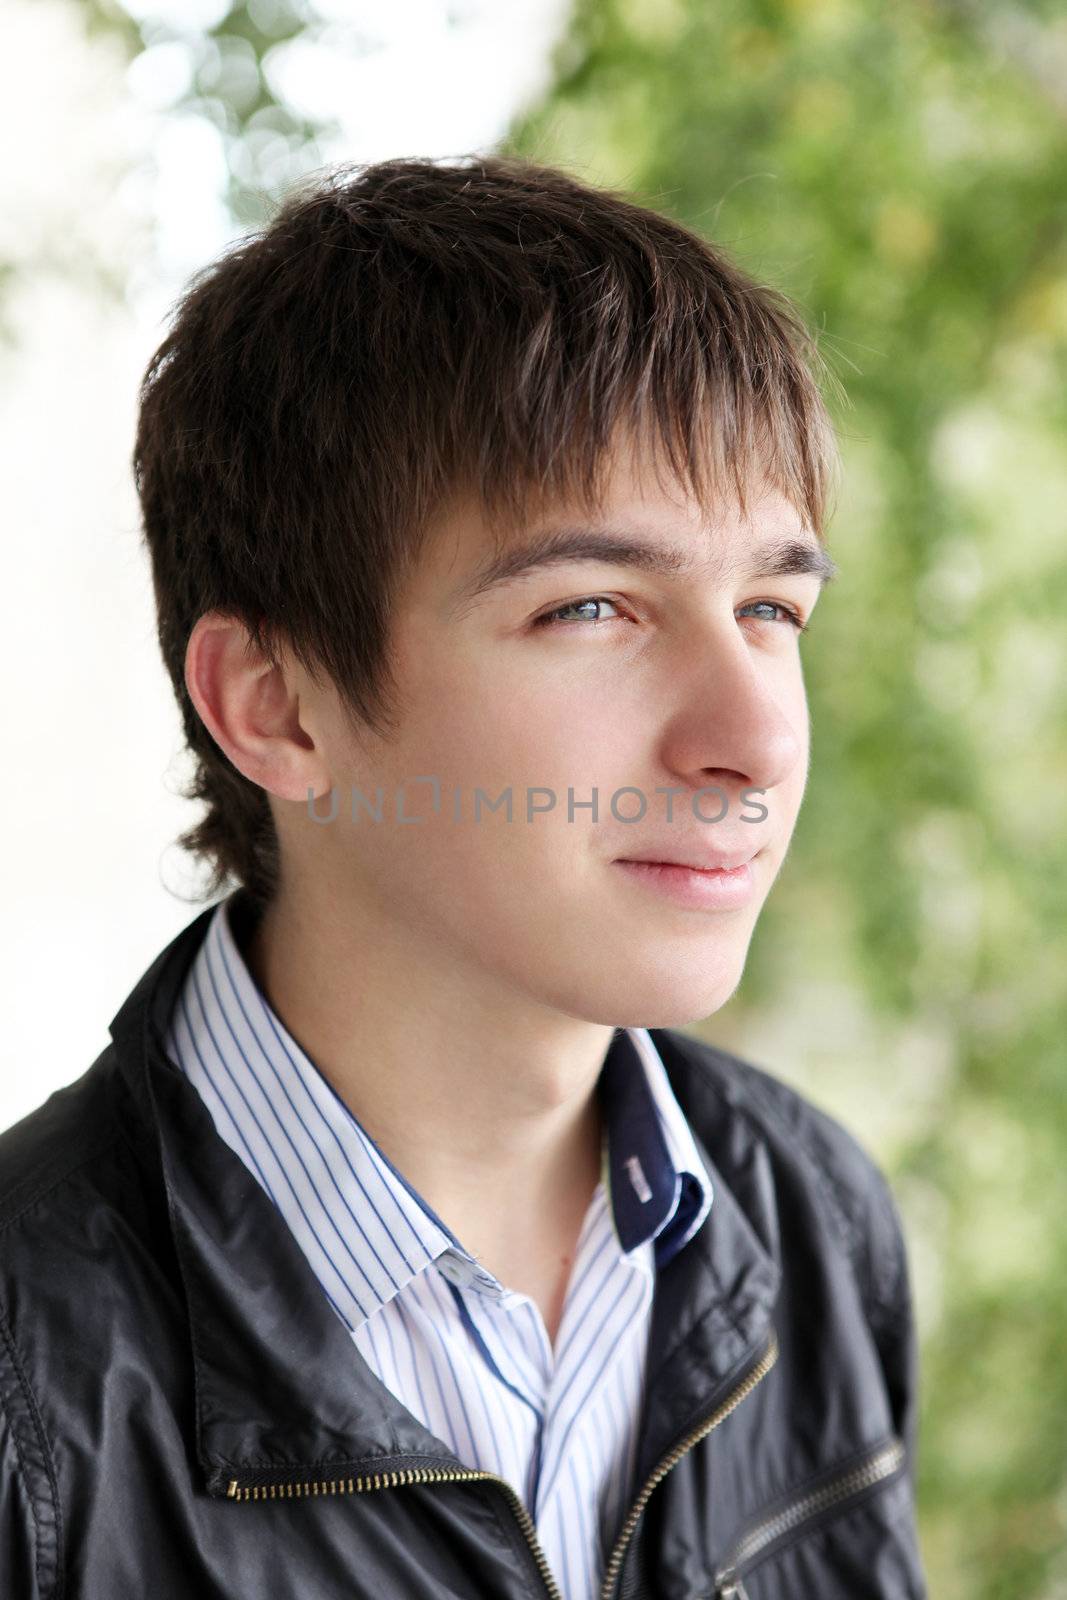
left=295, top=433, right=829, bottom=1028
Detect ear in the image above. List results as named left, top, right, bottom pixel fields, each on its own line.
left=184, top=612, right=333, bottom=802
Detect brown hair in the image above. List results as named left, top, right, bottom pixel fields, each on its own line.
left=133, top=153, right=842, bottom=912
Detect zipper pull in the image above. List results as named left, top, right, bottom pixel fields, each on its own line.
left=716, top=1572, right=751, bottom=1599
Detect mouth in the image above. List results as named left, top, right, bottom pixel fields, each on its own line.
left=612, top=850, right=761, bottom=909
left=614, top=848, right=760, bottom=873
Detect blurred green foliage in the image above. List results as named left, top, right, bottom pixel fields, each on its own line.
left=66, top=1, right=1067, bottom=1592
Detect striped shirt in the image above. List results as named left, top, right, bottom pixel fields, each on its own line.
left=164, top=893, right=714, bottom=1600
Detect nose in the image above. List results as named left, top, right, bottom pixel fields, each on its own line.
left=657, top=625, right=806, bottom=801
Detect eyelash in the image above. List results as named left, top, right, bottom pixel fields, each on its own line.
left=532, top=596, right=811, bottom=633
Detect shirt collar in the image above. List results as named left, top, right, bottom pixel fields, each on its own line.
left=599, top=1024, right=714, bottom=1266
left=167, top=893, right=713, bottom=1333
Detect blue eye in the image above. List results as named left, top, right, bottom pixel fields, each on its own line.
left=738, top=601, right=809, bottom=632
left=533, top=596, right=623, bottom=627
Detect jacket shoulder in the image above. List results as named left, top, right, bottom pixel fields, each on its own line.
left=653, top=1026, right=911, bottom=1325
left=0, top=1056, right=124, bottom=1600
left=0, top=1046, right=125, bottom=1235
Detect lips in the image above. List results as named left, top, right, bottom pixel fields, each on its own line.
left=615, top=847, right=760, bottom=873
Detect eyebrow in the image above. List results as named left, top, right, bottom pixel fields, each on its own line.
left=449, top=525, right=839, bottom=614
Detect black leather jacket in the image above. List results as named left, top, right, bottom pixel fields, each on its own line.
left=0, top=901, right=928, bottom=1598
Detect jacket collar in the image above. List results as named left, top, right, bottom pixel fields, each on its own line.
left=110, top=892, right=780, bottom=1497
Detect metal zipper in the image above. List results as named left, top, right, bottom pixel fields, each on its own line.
left=712, top=1433, right=907, bottom=1598
left=226, top=1462, right=565, bottom=1600
left=598, top=1326, right=779, bottom=1600
left=716, top=1578, right=752, bottom=1600
left=223, top=1326, right=778, bottom=1600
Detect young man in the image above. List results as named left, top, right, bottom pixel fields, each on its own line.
left=0, top=156, right=927, bottom=1598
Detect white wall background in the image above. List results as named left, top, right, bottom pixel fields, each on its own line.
left=0, top=0, right=574, bottom=1133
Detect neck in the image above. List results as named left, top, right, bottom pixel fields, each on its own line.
left=236, top=883, right=613, bottom=1279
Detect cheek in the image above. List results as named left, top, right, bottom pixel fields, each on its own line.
left=407, top=647, right=627, bottom=789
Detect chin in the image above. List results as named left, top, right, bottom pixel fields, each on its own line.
left=557, top=952, right=748, bottom=1032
